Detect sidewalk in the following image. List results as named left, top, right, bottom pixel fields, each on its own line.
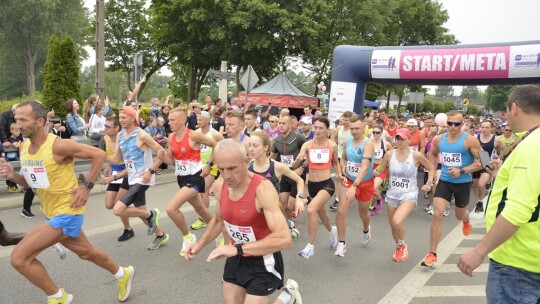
left=0, top=170, right=178, bottom=211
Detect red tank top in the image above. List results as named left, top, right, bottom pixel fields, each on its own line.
left=220, top=174, right=272, bottom=251
left=409, top=130, right=421, bottom=149
left=171, top=129, right=200, bottom=161
left=307, top=140, right=333, bottom=170
left=386, top=125, right=398, bottom=137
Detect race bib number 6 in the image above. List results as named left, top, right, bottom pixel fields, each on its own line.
left=441, top=152, right=462, bottom=167
left=224, top=220, right=257, bottom=244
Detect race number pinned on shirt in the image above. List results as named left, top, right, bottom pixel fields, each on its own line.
left=346, top=161, right=362, bottom=178
left=111, top=170, right=122, bottom=184
left=125, top=160, right=136, bottom=177
left=280, top=155, right=294, bottom=167
left=200, top=144, right=209, bottom=153
left=390, top=177, right=411, bottom=190
left=309, top=148, right=330, bottom=164
left=21, top=166, right=50, bottom=188
left=441, top=152, right=462, bottom=167
left=224, top=220, right=257, bottom=244
left=175, top=159, right=201, bottom=176
left=374, top=149, right=384, bottom=160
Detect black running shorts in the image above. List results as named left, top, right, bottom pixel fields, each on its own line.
left=434, top=180, right=472, bottom=208
left=223, top=252, right=284, bottom=296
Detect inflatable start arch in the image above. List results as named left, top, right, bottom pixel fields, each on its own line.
left=328, top=41, right=540, bottom=122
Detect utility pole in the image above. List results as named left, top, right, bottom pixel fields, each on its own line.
left=96, top=0, right=106, bottom=101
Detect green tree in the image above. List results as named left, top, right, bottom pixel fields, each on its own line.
left=104, top=0, right=170, bottom=96
left=485, top=85, right=514, bottom=111
left=42, top=36, right=81, bottom=118
left=0, top=0, right=90, bottom=96
left=435, top=85, right=454, bottom=98
left=461, top=86, right=481, bottom=100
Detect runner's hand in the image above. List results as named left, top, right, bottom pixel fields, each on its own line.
left=448, top=167, right=461, bottom=178
left=294, top=198, right=305, bottom=217
left=421, top=184, right=431, bottom=192
left=207, top=245, right=236, bottom=262
left=69, top=186, right=90, bottom=208
left=185, top=243, right=200, bottom=261
left=345, top=186, right=356, bottom=201
left=100, top=176, right=114, bottom=185
left=201, top=165, right=210, bottom=177
left=457, top=249, right=484, bottom=277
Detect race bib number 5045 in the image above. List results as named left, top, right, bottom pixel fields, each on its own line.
left=441, top=152, right=462, bottom=167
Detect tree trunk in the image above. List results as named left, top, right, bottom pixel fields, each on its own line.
left=25, top=43, right=36, bottom=96
left=386, top=90, right=391, bottom=110
left=126, top=70, right=132, bottom=91
left=397, top=95, right=403, bottom=114
left=188, top=65, right=195, bottom=102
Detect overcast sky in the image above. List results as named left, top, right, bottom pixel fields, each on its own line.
left=83, top=0, right=540, bottom=93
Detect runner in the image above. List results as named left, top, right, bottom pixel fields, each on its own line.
left=249, top=130, right=305, bottom=238
left=298, top=116, right=314, bottom=140
left=370, top=125, right=393, bottom=216
left=472, top=120, right=505, bottom=213
left=335, top=115, right=376, bottom=257
left=184, top=139, right=302, bottom=304
left=159, top=108, right=219, bottom=256
left=329, top=111, right=353, bottom=210
left=98, top=115, right=132, bottom=241
left=496, top=123, right=518, bottom=158
left=421, top=110, right=482, bottom=267
left=385, top=114, right=398, bottom=138
left=406, top=119, right=425, bottom=153
left=243, top=108, right=261, bottom=136
left=375, top=128, right=435, bottom=261
left=225, top=111, right=250, bottom=154
left=107, top=106, right=168, bottom=250
left=0, top=101, right=134, bottom=303
left=293, top=117, right=341, bottom=259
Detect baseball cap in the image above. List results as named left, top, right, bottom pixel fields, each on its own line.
left=395, top=128, right=411, bottom=140
left=254, top=105, right=263, bottom=109
left=300, top=116, right=312, bottom=125
left=121, top=106, right=139, bottom=126
left=406, top=119, right=418, bottom=126
left=198, top=111, right=211, bottom=120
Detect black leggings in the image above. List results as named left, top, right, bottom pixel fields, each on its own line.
left=23, top=190, right=34, bottom=211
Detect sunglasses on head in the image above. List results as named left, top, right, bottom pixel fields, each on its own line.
left=447, top=121, right=462, bottom=127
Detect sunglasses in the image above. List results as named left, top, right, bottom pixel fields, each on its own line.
left=372, top=131, right=381, bottom=134
left=406, top=125, right=415, bottom=128
left=447, top=121, right=462, bottom=127
left=104, top=124, right=112, bottom=129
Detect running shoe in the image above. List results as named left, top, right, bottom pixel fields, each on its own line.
left=334, top=242, right=346, bottom=257
left=288, top=220, right=300, bottom=239
left=392, top=244, right=409, bottom=262
left=462, top=221, right=472, bottom=236
left=421, top=252, right=437, bottom=267
left=52, top=243, right=67, bottom=260
left=116, top=265, right=135, bottom=302
left=283, top=279, right=303, bottom=304
left=47, top=288, right=73, bottom=304
left=474, top=201, right=484, bottom=213
left=424, top=204, right=432, bottom=212
left=180, top=234, right=197, bottom=257
left=215, top=233, right=225, bottom=247
left=362, top=226, right=371, bottom=245
left=443, top=208, right=450, bottom=217
left=424, top=191, right=431, bottom=199
left=190, top=218, right=207, bottom=230
left=147, top=233, right=169, bottom=250
left=8, top=186, right=22, bottom=193
left=328, top=226, right=338, bottom=249
left=329, top=200, right=339, bottom=210
left=21, top=209, right=35, bottom=218
left=118, top=229, right=135, bottom=242
left=298, top=246, right=314, bottom=259
left=147, top=208, right=160, bottom=235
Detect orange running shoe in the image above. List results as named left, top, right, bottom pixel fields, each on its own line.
left=392, top=244, right=409, bottom=262
left=462, top=221, right=472, bottom=236
left=421, top=252, right=437, bottom=267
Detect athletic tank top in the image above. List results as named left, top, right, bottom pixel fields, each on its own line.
left=307, top=140, right=333, bottom=170
left=337, top=126, right=351, bottom=158
left=220, top=174, right=272, bottom=250
left=386, top=150, right=418, bottom=201
left=498, top=134, right=517, bottom=155
left=344, top=138, right=374, bottom=182
left=477, top=134, right=495, bottom=158
left=386, top=125, right=398, bottom=137
left=373, top=139, right=386, bottom=160
left=171, top=129, right=202, bottom=176
left=439, top=132, right=474, bottom=183
left=119, top=128, right=155, bottom=185
left=198, top=128, right=218, bottom=176
left=20, top=133, right=82, bottom=218
left=409, top=130, right=421, bottom=151
left=105, top=135, right=126, bottom=172
left=248, top=159, right=280, bottom=191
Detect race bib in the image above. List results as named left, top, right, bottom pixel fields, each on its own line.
left=441, top=152, right=462, bottom=167
left=374, top=149, right=384, bottom=160
left=111, top=170, right=122, bottom=184
left=309, top=148, right=330, bottom=164
left=390, top=177, right=411, bottom=190
left=125, top=160, right=136, bottom=176
left=200, top=144, right=209, bottom=153
left=346, top=160, right=362, bottom=178
left=280, top=155, right=294, bottom=167
left=21, top=166, right=50, bottom=188
left=224, top=220, right=257, bottom=244
left=175, top=159, right=201, bottom=176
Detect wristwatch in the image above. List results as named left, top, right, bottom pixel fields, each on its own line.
left=207, top=161, right=214, bottom=167
left=459, top=168, right=465, bottom=175
left=353, top=181, right=359, bottom=187
left=297, top=194, right=304, bottom=199
left=235, top=243, right=244, bottom=256
left=83, top=181, right=95, bottom=189
left=113, top=175, right=118, bottom=181
left=149, top=169, right=156, bottom=175
left=426, top=181, right=434, bottom=186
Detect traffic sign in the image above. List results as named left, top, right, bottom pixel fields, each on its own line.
left=240, top=65, right=259, bottom=93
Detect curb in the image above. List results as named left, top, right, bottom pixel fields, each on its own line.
left=0, top=172, right=178, bottom=212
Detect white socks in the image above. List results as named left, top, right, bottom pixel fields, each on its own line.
left=114, top=267, right=124, bottom=279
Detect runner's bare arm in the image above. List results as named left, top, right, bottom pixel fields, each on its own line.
left=105, top=136, right=123, bottom=165
left=463, top=134, right=483, bottom=173
left=290, top=141, right=309, bottom=169
left=160, top=133, right=175, bottom=165
left=351, top=140, right=374, bottom=185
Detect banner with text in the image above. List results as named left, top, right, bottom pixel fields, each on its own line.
left=328, top=81, right=357, bottom=125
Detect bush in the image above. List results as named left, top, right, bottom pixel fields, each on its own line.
left=0, top=93, right=44, bottom=113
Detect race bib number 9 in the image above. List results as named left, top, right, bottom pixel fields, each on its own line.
left=21, top=166, right=50, bottom=188
left=346, top=160, right=361, bottom=178
left=280, top=155, right=294, bottom=167
left=224, top=220, right=257, bottom=244
left=309, top=148, right=330, bottom=164
left=441, top=152, right=462, bottom=167
left=390, top=177, right=411, bottom=190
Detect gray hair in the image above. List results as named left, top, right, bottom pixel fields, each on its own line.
left=214, top=138, right=246, bottom=162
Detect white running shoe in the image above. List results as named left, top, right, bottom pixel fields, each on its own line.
left=298, top=246, right=314, bottom=259
left=334, top=242, right=346, bottom=257
left=52, top=243, right=67, bottom=260
left=179, top=234, right=197, bottom=257
left=328, top=226, right=338, bottom=249
left=362, top=226, right=371, bottom=245
left=283, top=279, right=303, bottom=304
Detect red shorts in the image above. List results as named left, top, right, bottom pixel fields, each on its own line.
left=342, top=177, right=376, bottom=202
left=373, top=163, right=388, bottom=180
